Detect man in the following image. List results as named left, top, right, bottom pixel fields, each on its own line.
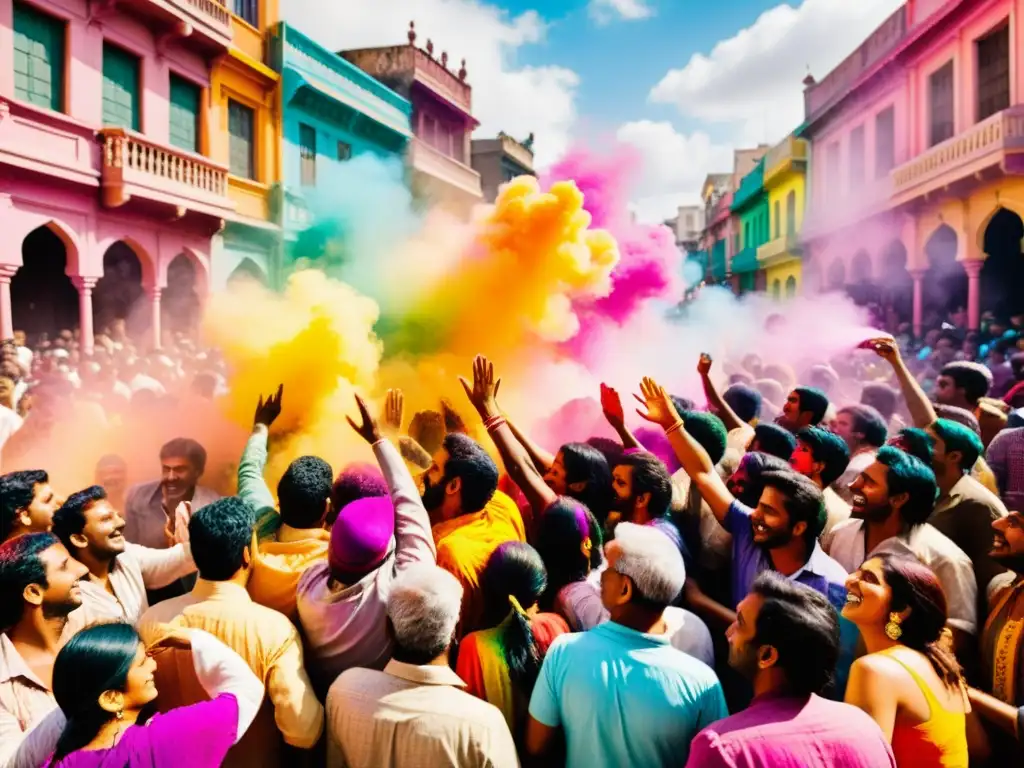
left=686, top=572, right=896, bottom=768
left=790, top=426, right=852, bottom=536
left=236, top=387, right=333, bottom=618
left=297, top=393, right=436, bottom=696
left=327, top=564, right=516, bottom=768
left=93, top=455, right=128, bottom=513
left=526, top=523, right=726, bottom=767
left=777, top=386, right=830, bottom=432
left=746, top=422, right=798, bottom=461
left=832, top=404, right=888, bottom=504
left=822, top=446, right=978, bottom=644
left=52, top=485, right=196, bottom=639
left=123, top=437, right=220, bottom=551
left=138, top=497, right=323, bottom=767
left=610, top=450, right=675, bottom=526
left=987, top=424, right=1024, bottom=510
left=0, top=470, right=62, bottom=543
left=636, top=377, right=848, bottom=621
left=0, top=533, right=87, bottom=767
left=934, top=361, right=992, bottom=413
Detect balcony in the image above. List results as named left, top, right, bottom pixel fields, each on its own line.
left=0, top=98, right=99, bottom=188
left=342, top=44, right=473, bottom=115
left=102, top=0, right=232, bottom=52
left=99, top=128, right=234, bottom=219
left=730, top=246, right=759, bottom=275
left=757, top=231, right=803, bottom=267
left=763, top=137, right=808, bottom=186
left=890, top=107, right=1024, bottom=207
left=409, top=137, right=482, bottom=199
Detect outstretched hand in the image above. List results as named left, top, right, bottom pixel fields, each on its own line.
left=634, top=376, right=680, bottom=429
left=254, top=385, right=284, bottom=428
left=459, top=355, right=500, bottom=418
left=600, top=383, right=625, bottom=429
left=347, top=393, right=382, bottom=444
left=862, top=336, right=901, bottom=364
left=383, top=389, right=404, bottom=435
left=697, top=353, right=713, bottom=377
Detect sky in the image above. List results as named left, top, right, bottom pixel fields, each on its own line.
left=286, top=0, right=905, bottom=223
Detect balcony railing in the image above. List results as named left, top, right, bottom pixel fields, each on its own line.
left=891, top=106, right=1024, bottom=206
left=0, top=98, right=100, bottom=187
left=120, top=0, right=232, bottom=50
left=763, top=137, right=808, bottom=185
left=99, top=127, right=234, bottom=217
left=412, top=48, right=471, bottom=112
left=757, top=231, right=803, bottom=266
left=409, top=137, right=482, bottom=198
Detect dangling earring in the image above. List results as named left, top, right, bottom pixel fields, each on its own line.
left=115, top=708, right=124, bottom=721
left=885, top=612, right=903, bottom=641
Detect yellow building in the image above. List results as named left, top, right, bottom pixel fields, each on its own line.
left=209, top=0, right=283, bottom=289
left=757, top=135, right=808, bottom=298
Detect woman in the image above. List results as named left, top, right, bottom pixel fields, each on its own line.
left=534, top=498, right=606, bottom=631
left=539, top=442, right=613, bottom=525
left=46, top=623, right=262, bottom=767
left=456, top=541, right=570, bottom=740
left=843, top=555, right=969, bottom=767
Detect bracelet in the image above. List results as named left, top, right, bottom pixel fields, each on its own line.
left=483, top=414, right=504, bottom=429
left=485, top=417, right=507, bottom=432
left=665, top=419, right=685, bottom=436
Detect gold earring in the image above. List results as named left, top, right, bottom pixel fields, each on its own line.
left=115, top=708, right=124, bottom=721
left=885, top=612, right=903, bottom=641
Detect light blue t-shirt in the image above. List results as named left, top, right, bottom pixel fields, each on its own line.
left=528, top=620, right=728, bottom=768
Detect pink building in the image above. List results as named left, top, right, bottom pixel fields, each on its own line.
left=0, top=0, right=237, bottom=351
left=802, top=0, right=1024, bottom=334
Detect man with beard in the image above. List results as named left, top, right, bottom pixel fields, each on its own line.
left=686, top=572, right=896, bottom=768
left=0, top=533, right=88, bottom=767
left=635, top=376, right=847, bottom=624
left=777, top=386, right=830, bottom=433
left=51, top=485, right=196, bottom=640
left=822, top=446, right=978, bottom=651
left=0, top=470, right=63, bottom=544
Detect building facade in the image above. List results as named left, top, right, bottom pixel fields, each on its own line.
left=699, top=173, right=733, bottom=285
left=209, top=0, right=282, bottom=292
left=270, top=22, right=411, bottom=264
left=802, top=0, right=1024, bottom=333
left=341, top=22, right=482, bottom=215
left=729, top=158, right=768, bottom=294
left=0, top=0, right=239, bottom=349
left=758, top=134, right=808, bottom=297
left=665, top=204, right=705, bottom=252
left=471, top=132, right=534, bottom=203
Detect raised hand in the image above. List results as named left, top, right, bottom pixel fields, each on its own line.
left=862, top=336, right=900, bottom=364
left=600, top=383, right=625, bottom=429
left=697, top=353, right=713, bottom=377
left=634, top=376, right=680, bottom=429
left=383, top=388, right=404, bottom=435
left=459, top=354, right=500, bottom=418
left=254, top=384, right=284, bottom=428
left=148, top=626, right=193, bottom=652
left=347, top=393, right=382, bottom=444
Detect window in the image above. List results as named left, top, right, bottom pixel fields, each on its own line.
left=102, top=43, right=140, bottom=130
left=234, top=0, right=259, bottom=27
left=168, top=74, right=200, bottom=152
left=773, top=201, right=781, bottom=238
left=977, top=25, right=1010, bottom=121
left=337, top=141, right=351, bottom=161
left=744, top=222, right=750, bottom=246
left=785, top=276, right=797, bottom=298
left=786, top=191, right=796, bottom=235
left=849, top=125, right=865, bottom=185
left=826, top=142, right=841, bottom=199
left=13, top=2, right=64, bottom=112
left=299, top=123, right=316, bottom=186
left=875, top=107, right=895, bottom=177
left=929, top=61, right=954, bottom=146
left=228, top=100, right=255, bottom=179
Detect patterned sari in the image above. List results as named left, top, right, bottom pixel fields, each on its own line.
left=982, top=575, right=1024, bottom=706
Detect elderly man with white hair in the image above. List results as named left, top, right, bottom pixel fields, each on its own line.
left=326, top=564, right=517, bottom=768
left=526, top=522, right=727, bottom=768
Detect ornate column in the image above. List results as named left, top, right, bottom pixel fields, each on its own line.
left=147, top=287, right=162, bottom=351
left=0, top=265, right=16, bottom=340
left=910, top=268, right=926, bottom=339
left=963, top=259, right=984, bottom=331
left=72, top=277, right=97, bottom=355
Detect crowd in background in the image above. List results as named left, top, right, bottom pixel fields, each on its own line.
left=0, top=300, right=1023, bottom=768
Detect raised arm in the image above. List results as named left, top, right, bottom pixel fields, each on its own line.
left=239, top=385, right=284, bottom=539
left=600, top=383, right=641, bottom=450
left=697, top=354, right=746, bottom=432
left=635, top=376, right=734, bottom=522
left=130, top=541, right=196, bottom=589
left=459, top=355, right=557, bottom=516
left=868, top=338, right=937, bottom=428
left=503, top=412, right=555, bottom=473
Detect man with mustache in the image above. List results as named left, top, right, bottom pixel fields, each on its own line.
left=0, top=532, right=88, bottom=766
left=51, top=486, right=196, bottom=641
left=776, top=386, right=830, bottom=433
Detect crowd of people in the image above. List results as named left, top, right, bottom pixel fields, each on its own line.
left=0, top=303, right=1023, bottom=768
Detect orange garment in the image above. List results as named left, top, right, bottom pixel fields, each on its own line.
left=877, top=648, right=968, bottom=768
left=433, top=491, right=525, bottom=635
left=248, top=525, right=330, bottom=620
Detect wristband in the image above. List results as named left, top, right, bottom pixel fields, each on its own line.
left=665, top=419, right=685, bottom=436
left=485, top=416, right=507, bottom=432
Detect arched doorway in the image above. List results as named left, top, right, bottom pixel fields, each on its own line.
left=827, top=258, right=846, bottom=290
left=227, top=258, right=268, bottom=289
left=879, top=239, right=912, bottom=324
left=923, top=224, right=966, bottom=324
left=847, top=249, right=877, bottom=305
left=772, top=279, right=781, bottom=300
left=163, top=253, right=202, bottom=339
left=93, top=242, right=145, bottom=339
left=981, top=207, right=1024, bottom=317
left=11, top=225, right=79, bottom=341
left=785, top=275, right=797, bottom=298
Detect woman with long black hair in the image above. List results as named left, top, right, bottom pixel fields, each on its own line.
left=44, top=623, right=263, bottom=768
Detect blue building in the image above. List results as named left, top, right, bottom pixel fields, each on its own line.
left=269, top=23, right=412, bottom=262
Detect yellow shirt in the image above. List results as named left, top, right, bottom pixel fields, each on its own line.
left=247, top=525, right=330, bottom=620
left=138, top=580, right=323, bottom=768
left=432, top=491, right=525, bottom=636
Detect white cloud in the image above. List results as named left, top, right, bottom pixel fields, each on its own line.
left=590, top=0, right=655, bottom=24
left=649, top=0, right=903, bottom=145
left=284, top=1, right=579, bottom=167
left=615, top=120, right=733, bottom=223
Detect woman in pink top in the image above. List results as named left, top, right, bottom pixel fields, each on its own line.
left=45, top=623, right=263, bottom=768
